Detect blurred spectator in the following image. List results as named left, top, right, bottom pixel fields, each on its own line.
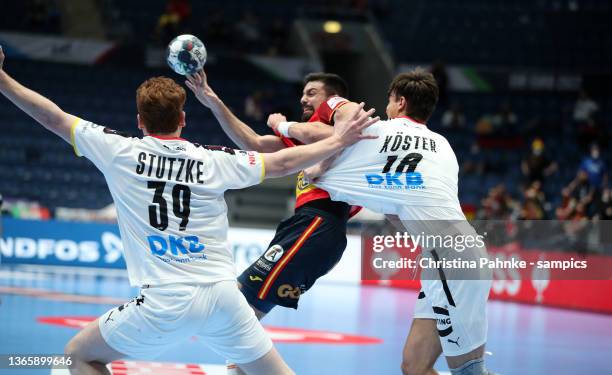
left=573, top=90, right=598, bottom=124
left=557, top=170, right=596, bottom=219
left=578, top=143, right=608, bottom=189
left=167, top=0, right=191, bottom=19
left=569, top=170, right=595, bottom=204
left=569, top=202, right=589, bottom=221
left=441, top=102, right=466, bottom=130
left=474, top=115, right=494, bottom=135
left=491, top=101, right=518, bottom=135
left=521, top=138, right=558, bottom=185
left=556, top=187, right=576, bottom=220
left=480, top=184, right=517, bottom=219
left=558, top=174, right=610, bottom=221
left=519, top=181, right=547, bottom=220
left=461, top=142, right=485, bottom=176
left=430, top=61, right=449, bottom=106
left=244, top=91, right=264, bottom=121
left=595, top=188, right=612, bottom=220
left=156, top=0, right=192, bottom=44
left=573, top=90, right=600, bottom=148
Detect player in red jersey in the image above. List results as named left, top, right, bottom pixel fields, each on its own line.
left=186, top=70, right=369, bottom=374
left=186, top=71, right=367, bottom=323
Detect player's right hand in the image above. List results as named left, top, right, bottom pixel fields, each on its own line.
left=185, top=70, right=220, bottom=109
left=333, top=102, right=379, bottom=147
left=267, top=113, right=287, bottom=132
left=0, top=46, right=5, bottom=71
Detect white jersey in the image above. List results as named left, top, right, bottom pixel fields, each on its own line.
left=71, top=118, right=265, bottom=287
left=317, top=117, right=492, bottom=357
left=317, top=116, right=465, bottom=221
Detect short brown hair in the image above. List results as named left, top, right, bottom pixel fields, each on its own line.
left=136, top=77, right=186, bottom=134
left=304, top=73, right=349, bottom=97
left=388, top=68, right=439, bottom=122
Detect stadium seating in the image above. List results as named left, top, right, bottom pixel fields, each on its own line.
left=1, top=0, right=610, bottom=220
left=379, top=0, right=611, bottom=70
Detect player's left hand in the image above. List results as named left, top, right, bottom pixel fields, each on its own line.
left=267, top=113, right=287, bottom=131
left=304, top=153, right=339, bottom=181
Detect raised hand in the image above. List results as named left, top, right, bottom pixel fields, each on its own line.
left=185, top=70, right=220, bottom=109
left=267, top=113, right=287, bottom=132
left=333, top=102, right=379, bottom=147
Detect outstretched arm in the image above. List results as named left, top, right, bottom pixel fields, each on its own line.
left=185, top=70, right=285, bottom=152
left=263, top=103, right=379, bottom=178
left=266, top=113, right=333, bottom=144
left=0, top=47, right=76, bottom=143
left=267, top=101, right=363, bottom=144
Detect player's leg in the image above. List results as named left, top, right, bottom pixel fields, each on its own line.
left=200, top=280, right=295, bottom=375
left=238, top=209, right=347, bottom=316
left=237, top=213, right=313, bottom=317
left=64, top=318, right=124, bottom=374
left=228, top=283, right=270, bottom=374
left=401, top=318, right=442, bottom=375
left=445, top=345, right=487, bottom=374
left=236, top=347, right=294, bottom=375
left=401, top=290, right=443, bottom=375
left=73, top=286, right=204, bottom=374
left=237, top=281, right=268, bottom=320
left=230, top=209, right=347, bottom=374
left=423, top=275, right=493, bottom=375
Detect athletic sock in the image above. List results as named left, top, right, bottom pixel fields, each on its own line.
left=449, top=358, right=488, bottom=375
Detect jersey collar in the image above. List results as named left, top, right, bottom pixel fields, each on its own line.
left=147, top=135, right=186, bottom=141
left=396, top=116, right=427, bottom=125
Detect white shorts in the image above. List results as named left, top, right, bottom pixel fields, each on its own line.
left=98, top=280, right=272, bottom=364
left=414, top=276, right=492, bottom=356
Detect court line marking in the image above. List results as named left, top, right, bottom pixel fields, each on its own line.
left=0, top=286, right=126, bottom=305
left=9, top=264, right=129, bottom=278
left=0, top=269, right=50, bottom=280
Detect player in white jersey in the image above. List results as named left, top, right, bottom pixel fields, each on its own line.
left=306, top=69, right=494, bottom=375
left=0, top=47, right=378, bottom=375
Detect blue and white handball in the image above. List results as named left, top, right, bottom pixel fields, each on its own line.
left=166, top=34, right=207, bottom=76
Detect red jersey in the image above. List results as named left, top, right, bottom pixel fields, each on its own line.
left=275, top=96, right=362, bottom=217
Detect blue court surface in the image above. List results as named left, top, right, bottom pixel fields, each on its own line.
left=1, top=265, right=611, bottom=375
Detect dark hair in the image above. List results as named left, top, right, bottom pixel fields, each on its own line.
left=304, top=72, right=348, bottom=98
left=388, top=68, right=439, bottom=122
left=136, top=77, right=186, bottom=134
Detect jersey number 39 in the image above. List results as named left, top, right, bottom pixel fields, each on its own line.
left=147, top=181, right=191, bottom=231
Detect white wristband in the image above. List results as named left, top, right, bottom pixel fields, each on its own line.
left=277, top=121, right=297, bottom=137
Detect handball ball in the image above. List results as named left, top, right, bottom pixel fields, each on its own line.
left=166, top=34, right=207, bottom=76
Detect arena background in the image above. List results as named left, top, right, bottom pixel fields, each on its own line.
left=0, top=0, right=611, bottom=374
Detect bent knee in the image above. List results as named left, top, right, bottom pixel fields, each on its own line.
left=401, top=360, right=433, bottom=375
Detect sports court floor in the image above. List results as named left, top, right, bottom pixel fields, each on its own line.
left=0, top=265, right=610, bottom=374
